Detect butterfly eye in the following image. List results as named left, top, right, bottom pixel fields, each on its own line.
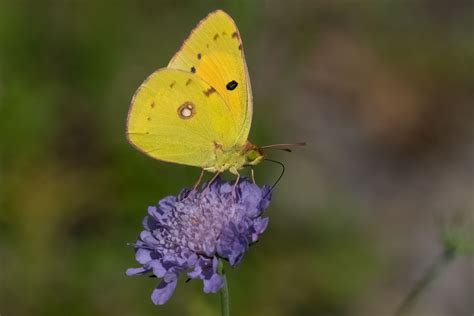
left=226, top=80, right=238, bottom=91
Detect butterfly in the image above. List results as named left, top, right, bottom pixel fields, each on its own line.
left=126, top=10, right=302, bottom=186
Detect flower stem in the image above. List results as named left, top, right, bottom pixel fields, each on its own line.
left=218, top=259, right=230, bottom=316
left=395, top=249, right=455, bottom=316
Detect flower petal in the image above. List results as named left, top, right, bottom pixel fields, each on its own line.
left=260, top=186, right=272, bottom=210
left=253, top=217, right=269, bottom=236
left=136, top=248, right=152, bottom=264
left=157, top=196, right=177, bottom=214
left=203, top=273, right=224, bottom=293
left=143, top=215, right=160, bottom=230
left=147, top=206, right=160, bottom=219
left=126, top=267, right=149, bottom=276
left=149, top=260, right=167, bottom=278
left=151, top=279, right=178, bottom=305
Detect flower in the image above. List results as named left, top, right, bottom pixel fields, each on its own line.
left=126, top=177, right=272, bottom=305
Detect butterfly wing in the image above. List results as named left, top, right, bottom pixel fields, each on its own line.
left=126, top=69, right=239, bottom=167
left=168, top=10, right=252, bottom=148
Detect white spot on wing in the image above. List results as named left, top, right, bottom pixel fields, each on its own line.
left=181, top=108, right=192, bottom=117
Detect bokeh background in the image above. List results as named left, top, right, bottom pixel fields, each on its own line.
left=1, top=0, right=473, bottom=315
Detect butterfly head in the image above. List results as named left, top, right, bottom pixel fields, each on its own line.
left=243, top=142, right=265, bottom=166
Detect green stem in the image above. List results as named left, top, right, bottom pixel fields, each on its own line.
left=395, top=250, right=455, bottom=316
left=218, top=259, right=230, bottom=316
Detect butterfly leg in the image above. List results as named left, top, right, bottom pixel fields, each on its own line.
left=251, top=168, right=256, bottom=184
left=232, top=171, right=241, bottom=198
left=193, top=169, right=205, bottom=191
left=204, top=172, right=221, bottom=191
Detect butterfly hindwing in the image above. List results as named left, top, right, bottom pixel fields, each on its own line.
left=168, top=10, right=252, bottom=147
left=126, top=69, right=239, bottom=167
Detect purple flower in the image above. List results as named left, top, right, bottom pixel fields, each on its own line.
left=126, top=177, right=272, bottom=305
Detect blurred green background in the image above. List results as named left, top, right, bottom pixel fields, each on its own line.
left=1, top=0, right=473, bottom=315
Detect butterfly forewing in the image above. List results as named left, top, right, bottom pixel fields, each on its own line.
left=168, top=10, right=252, bottom=147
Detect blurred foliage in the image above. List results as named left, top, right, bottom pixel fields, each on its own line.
left=1, top=0, right=473, bottom=315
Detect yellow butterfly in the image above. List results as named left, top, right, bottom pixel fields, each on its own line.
left=127, top=10, right=300, bottom=184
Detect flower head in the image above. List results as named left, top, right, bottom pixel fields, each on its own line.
left=126, top=177, right=272, bottom=305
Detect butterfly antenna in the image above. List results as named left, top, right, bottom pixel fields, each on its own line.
left=263, top=158, right=286, bottom=193
left=260, top=142, right=306, bottom=153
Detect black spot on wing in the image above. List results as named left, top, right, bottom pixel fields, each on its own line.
left=191, top=66, right=196, bottom=73
left=226, top=80, right=238, bottom=91
left=197, top=53, right=202, bottom=60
